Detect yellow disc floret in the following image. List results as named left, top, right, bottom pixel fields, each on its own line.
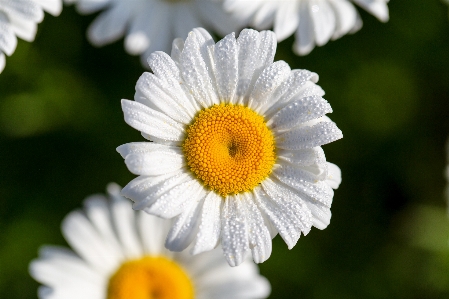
left=183, top=104, right=276, bottom=196
left=107, top=256, right=194, bottom=299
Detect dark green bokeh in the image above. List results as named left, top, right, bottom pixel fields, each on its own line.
left=1, top=0, right=449, bottom=298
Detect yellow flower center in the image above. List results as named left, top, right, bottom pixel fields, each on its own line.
left=183, top=104, right=276, bottom=196
left=107, top=256, right=194, bottom=299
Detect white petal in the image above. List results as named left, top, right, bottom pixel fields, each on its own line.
left=34, top=0, right=62, bottom=16
left=171, top=37, right=184, bottom=63
left=144, top=176, right=204, bottom=218
left=165, top=191, right=206, bottom=251
left=310, top=0, right=336, bottom=46
left=8, top=13, right=37, bottom=42
left=87, top=3, right=130, bottom=47
left=196, top=0, right=242, bottom=36
left=274, top=160, right=323, bottom=183
left=277, top=147, right=326, bottom=166
left=273, top=1, right=299, bottom=41
left=235, top=29, right=277, bottom=105
left=135, top=71, right=195, bottom=123
left=329, top=0, right=358, bottom=39
left=116, top=142, right=177, bottom=158
left=241, top=193, right=272, bottom=264
left=121, top=171, right=189, bottom=210
left=121, top=145, right=184, bottom=176
left=268, top=95, right=332, bottom=132
left=273, top=163, right=334, bottom=207
left=61, top=211, right=121, bottom=275
left=0, top=17, right=17, bottom=56
left=220, top=195, right=249, bottom=267
left=191, top=192, right=222, bottom=255
left=353, top=0, right=389, bottom=22
left=82, top=196, right=123, bottom=258
left=173, top=4, right=203, bottom=40
left=248, top=61, right=291, bottom=113
left=139, top=3, right=172, bottom=57
left=294, top=0, right=315, bottom=55
left=109, top=192, right=143, bottom=259
left=326, top=162, right=342, bottom=189
left=137, top=212, right=171, bottom=255
left=262, top=70, right=320, bottom=117
left=73, top=0, right=109, bottom=14
left=2, top=0, right=43, bottom=22
left=121, top=99, right=185, bottom=142
left=306, top=202, right=332, bottom=229
left=197, top=261, right=270, bottom=299
left=179, top=28, right=219, bottom=108
left=214, top=32, right=238, bottom=103
left=256, top=179, right=313, bottom=249
left=276, top=121, right=343, bottom=150
left=0, top=52, right=5, bottom=73
left=123, top=6, right=152, bottom=55
left=251, top=2, right=276, bottom=29
left=29, top=246, right=104, bottom=291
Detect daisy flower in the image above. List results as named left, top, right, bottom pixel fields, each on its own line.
left=223, top=0, right=389, bottom=55
left=64, top=0, right=240, bottom=67
left=0, top=0, right=62, bottom=73
left=118, top=28, right=342, bottom=266
left=29, top=183, right=270, bottom=299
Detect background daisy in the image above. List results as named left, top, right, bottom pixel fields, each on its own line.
left=223, top=0, right=389, bottom=55
left=64, top=0, right=241, bottom=68
left=0, top=0, right=62, bottom=73
left=118, top=28, right=342, bottom=266
left=29, top=183, right=270, bottom=299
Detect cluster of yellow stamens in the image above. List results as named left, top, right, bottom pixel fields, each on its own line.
left=107, top=256, right=194, bottom=299
left=183, top=104, right=276, bottom=196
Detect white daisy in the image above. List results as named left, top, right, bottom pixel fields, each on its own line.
left=0, top=0, right=62, bottom=73
left=29, top=183, right=270, bottom=299
left=223, top=0, right=389, bottom=55
left=64, top=0, right=241, bottom=67
left=118, top=28, right=342, bottom=266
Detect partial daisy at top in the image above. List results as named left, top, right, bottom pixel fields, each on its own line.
left=118, top=27, right=342, bottom=266
left=0, top=0, right=62, bottom=73
left=223, top=0, right=389, bottom=55
left=30, top=183, right=270, bottom=299
left=64, top=0, right=241, bottom=68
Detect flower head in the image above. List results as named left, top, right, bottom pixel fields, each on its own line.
left=0, top=0, right=62, bottom=73
left=118, top=28, right=343, bottom=266
left=223, top=0, right=389, bottom=55
left=64, top=0, right=241, bottom=68
left=29, top=183, right=270, bottom=298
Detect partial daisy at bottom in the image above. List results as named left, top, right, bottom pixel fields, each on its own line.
left=0, top=0, right=62, bottom=73
left=29, top=183, right=270, bottom=299
left=118, top=28, right=342, bottom=266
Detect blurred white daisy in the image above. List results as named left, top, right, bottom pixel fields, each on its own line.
left=223, top=0, right=389, bottom=55
left=65, top=0, right=240, bottom=67
left=0, top=0, right=62, bottom=73
left=118, top=28, right=342, bottom=266
left=29, top=183, right=270, bottom=299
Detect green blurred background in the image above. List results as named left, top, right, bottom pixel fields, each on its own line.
left=1, top=0, right=449, bottom=298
